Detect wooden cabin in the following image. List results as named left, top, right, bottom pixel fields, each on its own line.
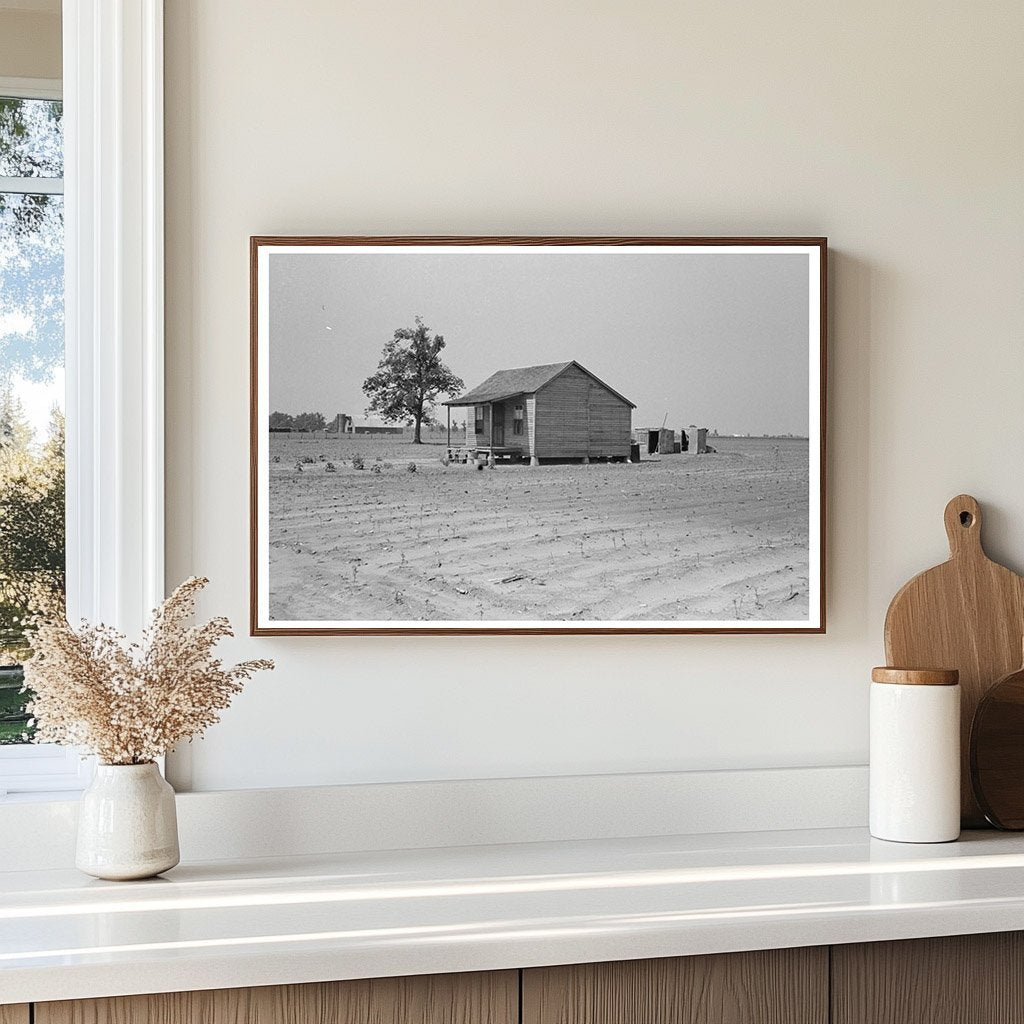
left=443, top=361, right=635, bottom=464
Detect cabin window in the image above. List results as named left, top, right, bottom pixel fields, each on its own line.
left=474, top=405, right=485, bottom=434
left=513, top=404, right=524, bottom=435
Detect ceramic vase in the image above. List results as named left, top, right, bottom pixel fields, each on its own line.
left=76, top=762, right=180, bottom=880
left=870, top=668, right=961, bottom=843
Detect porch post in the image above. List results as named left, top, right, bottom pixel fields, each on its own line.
left=446, top=405, right=450, bottom=448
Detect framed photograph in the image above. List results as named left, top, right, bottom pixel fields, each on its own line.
left=251, top=236, right=826, bottom=635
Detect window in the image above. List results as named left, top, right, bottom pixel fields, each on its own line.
left=513, top=404, right=524, bottom=436
left=474, top=405, right=485, bottom=435
left=0, top=88, right=65, bottom=750
left=0, top=10, right=166, bottom=798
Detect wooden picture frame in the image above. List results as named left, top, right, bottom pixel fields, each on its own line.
left=251, top=236, right=827, bottom=635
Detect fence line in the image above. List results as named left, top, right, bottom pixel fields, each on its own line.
left=271, top=427, right=470, bottom=442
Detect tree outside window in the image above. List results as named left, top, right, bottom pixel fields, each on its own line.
left=0, top=94, right=65, bottom=744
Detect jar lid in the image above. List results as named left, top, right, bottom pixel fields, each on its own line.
left=871, top=667, right=959, bottom=686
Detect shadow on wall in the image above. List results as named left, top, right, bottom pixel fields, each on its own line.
left=829, top=249, right=873, bottom=637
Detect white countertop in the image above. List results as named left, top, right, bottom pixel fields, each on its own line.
left=4, top=826, right=1024, bottom=1004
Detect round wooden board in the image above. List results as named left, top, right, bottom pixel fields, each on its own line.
left=971, top=664, right=1024, bottom=829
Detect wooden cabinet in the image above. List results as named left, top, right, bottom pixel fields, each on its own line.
left=832, top=932, right=1024, bottom=1024
left=34, top=971, right=517, bottom=1024
left=522, top=948, right=828, bottom=1024
left=14, top=933, right=1024, bottom=1024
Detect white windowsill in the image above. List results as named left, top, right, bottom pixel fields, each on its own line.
left=4, top=825, right=1024, bottom=1005
left=0, top=745, right=94, bottom=799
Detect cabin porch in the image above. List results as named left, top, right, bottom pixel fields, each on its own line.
left=444, top=397, right=531, bottom=461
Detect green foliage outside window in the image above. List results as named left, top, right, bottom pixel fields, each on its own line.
left=0, top=95, right=65, bottom=744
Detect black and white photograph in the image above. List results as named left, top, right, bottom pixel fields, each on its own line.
left=251, top=238, right=825, bottom=634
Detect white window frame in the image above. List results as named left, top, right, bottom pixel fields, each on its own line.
left=0, top=77, right=61, bottom=102
left=0, top=0, right=164, bottom=798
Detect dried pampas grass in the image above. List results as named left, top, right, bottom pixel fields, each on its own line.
left=23, top=577, right=273, bottom=765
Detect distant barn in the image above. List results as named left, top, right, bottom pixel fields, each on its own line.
left=444, top=361, right=635, bottom=464
left=325, top=413, right=353, bottom=434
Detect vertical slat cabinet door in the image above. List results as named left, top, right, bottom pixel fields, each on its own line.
left=522, top=949, right=828, bottom=1024
left=0, top=1007, right=30, bottom=1024
left=35, top=971, right=519, bottom=1024
left=832, top=933, right=1024, bottom=1024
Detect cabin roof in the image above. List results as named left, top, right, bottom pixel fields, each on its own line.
left=444, top=360, right=635, bottom=408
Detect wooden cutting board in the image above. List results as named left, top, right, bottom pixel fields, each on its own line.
left=884, top=494, right=1024, bottom=826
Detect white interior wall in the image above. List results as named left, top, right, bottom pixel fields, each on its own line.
left=163, top=0, right=1024, bottom=792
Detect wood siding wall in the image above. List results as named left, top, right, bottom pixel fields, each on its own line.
left=534, top=365, right=631, bottom=459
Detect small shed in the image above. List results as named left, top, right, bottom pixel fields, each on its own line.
left=443, top=360, right=635, bottom=464
left=634, top=426, right=676, bottom=456
left=688, top=425, right=709, bottom=454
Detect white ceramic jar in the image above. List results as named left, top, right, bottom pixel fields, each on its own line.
left=870, top=667, right=961, bottom=843
left=76, top=762, right=180, bottom=880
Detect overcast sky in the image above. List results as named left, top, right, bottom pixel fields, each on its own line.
left=268, top=250, right=811, bottom=435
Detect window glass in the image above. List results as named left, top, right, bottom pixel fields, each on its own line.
left=513, top=404, right=523, bottom=435
left=0, top=98, right=63, bottom=178
left=0, top=96, right=65, bottom=745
